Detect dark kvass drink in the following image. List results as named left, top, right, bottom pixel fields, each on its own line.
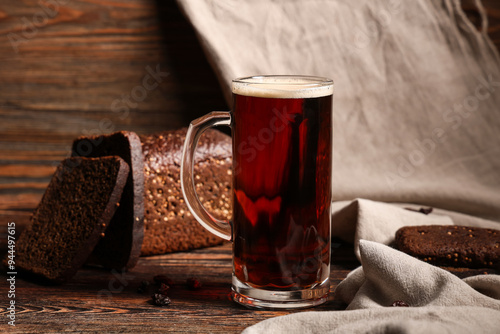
left=231, top=81, right=332, bottom=290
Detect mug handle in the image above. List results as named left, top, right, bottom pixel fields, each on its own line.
left=180, top=111, right=232, bottom=241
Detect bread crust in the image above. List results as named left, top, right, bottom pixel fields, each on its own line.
left=139, top=128, right=232, bottom=255
left=72, top=131, right=145, bottom=270
left=395, top=225, right=500, bottom=268
left=9, top=157, right=129, bottom=283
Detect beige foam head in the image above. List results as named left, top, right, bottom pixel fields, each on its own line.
left=232, top=75, right=333, bottom=99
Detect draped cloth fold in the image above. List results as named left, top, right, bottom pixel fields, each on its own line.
left=176, top=0, right=500, bottom=221
left=243, top=240, right=500, bottom=334
left=175, top=0, right=500, bottom=331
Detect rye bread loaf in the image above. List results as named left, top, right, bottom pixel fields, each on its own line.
left=72, top=128, right=232, bottom=256
left=10, top=156, right=129, bottom=283
left=72, top=131, right=144, bottom=270
left=139, top=128, right=232, bottom=255
left=395, top=225, right=500, bottom=268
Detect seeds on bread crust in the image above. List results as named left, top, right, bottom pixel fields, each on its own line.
left=395, top=225, right=500, bottom=268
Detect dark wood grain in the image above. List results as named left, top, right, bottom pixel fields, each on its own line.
left=0, top=0, right=499, bottom=332
left=0, top=0, right=228, bottom=202
left=463, top=0, right=500, bottom=47
left=0, top=240, right=358, bottom=333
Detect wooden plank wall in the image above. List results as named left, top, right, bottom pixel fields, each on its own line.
left=0, top=0, right=228, bottom=221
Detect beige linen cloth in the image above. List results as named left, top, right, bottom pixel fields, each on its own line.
left=175, top=0, right=500, bottom=332
left=176, top=0, right=500, bottom=220
left=243, top=240, right=500, bottom=334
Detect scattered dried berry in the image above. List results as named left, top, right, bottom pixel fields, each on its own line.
left=154, top=274, right=174, bottom=286
left=405, top=207, right=433, bottom=215
left=186, top=277, right=202, bottom=290
left=152, top=293, right=171, bottom=306
left=137, top=280, right=151, bottom=294
left=158, top=283, right=170, bottom=295
left=391, top=300, right=410, bottom=307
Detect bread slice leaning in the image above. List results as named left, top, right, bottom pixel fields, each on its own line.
left=12, top=156, right=129, bottom=284
left=72, top=131, right=145, bottom=270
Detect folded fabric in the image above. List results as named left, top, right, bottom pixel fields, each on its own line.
left=242, top=306, right=500, bottom=334
left=243, top=240, right=500, bottom=334
left=175, top=0, right=500, bottom=331
left=337, top=240, right=500, bottom=309
left=176, top=0, right=500, bottom=221
left=331, top=198, right=500, bottom=258
left=243, top=306, right=500, bottom=334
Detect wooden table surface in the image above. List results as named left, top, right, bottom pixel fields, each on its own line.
left=1, top=0, right=499, bottom=332
left=0, top=238, right=359, bottom=333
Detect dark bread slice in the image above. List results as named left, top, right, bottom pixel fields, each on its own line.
left=395, top=225, right=500, bottom=268
left=72, top=131, right=144, bottom=270
left=9, top=156, right=129, bottom=284
left=139, top=128, right=232, bottom=255
left=72, top=129, right=232, bottom=256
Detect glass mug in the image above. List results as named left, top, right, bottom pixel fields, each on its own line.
left=181, top=75, right=333, bottom=309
